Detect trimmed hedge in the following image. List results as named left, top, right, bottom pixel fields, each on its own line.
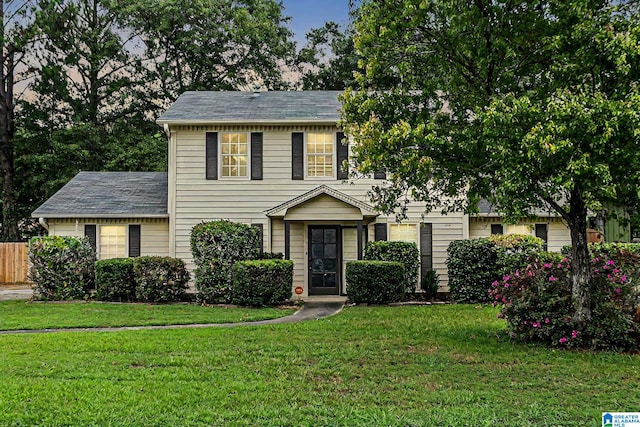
left=191, top=220, right=262, bottom=303
left=346, top=260, right=405, bottom=304
left=133, top=256, right=190, bottom=303
left=95, top=258, right=136, bottom=302
left=28, top=236, right=95, bottom=300
left=364, top=241, right=419, bottom=293
left=446, top=235, right=545, bottom=303
left=231, top=259, right=293, bottom=306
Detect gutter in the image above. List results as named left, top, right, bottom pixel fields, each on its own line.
left=38, top=217, right=49, bottom=231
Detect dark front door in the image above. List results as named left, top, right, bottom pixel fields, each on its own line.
left=308, top=225, right=341, bottom=295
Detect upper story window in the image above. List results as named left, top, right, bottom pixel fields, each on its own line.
left=206, top=132, right=262, bottom=181
left=307, top=132, right=334, bottom=178
left=220, top=132, right=249, bottom=178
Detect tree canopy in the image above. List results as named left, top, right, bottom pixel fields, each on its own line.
left=342, top=0, right=640, bottom=323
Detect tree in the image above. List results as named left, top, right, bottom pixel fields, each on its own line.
left=13, top=0, right=164, bottom=230
left=341, top=0, right=640, bottom=325
left=297, top=21, right=361, bottom=90
left=118, top=0, right=296, bottom=103
left=0, top=1, right=43, bottom=241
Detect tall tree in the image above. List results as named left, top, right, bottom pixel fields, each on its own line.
left=342, top=0, right=640, bottom=325
left=14, top=0, right=165, bottom=228
left=0, top=1, right=42, bottom=241
left=297, top=21, right=361, bottom=90
left=119, top=0, right=296, bottom=103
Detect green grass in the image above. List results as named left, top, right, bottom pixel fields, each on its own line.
left=1, top=305, right=638, bottom=426
left=0, top=301, right=296, bottom=330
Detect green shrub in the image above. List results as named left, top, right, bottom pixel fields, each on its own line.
left=346, top=260, right=405, bottom=304
left=364, top=241, right=419, bottom=293
left=421, top=269, right=439, bottom=299
left=190, top=220, right=261, bottom=303
left=133, top=256, right=190, bottom=303
left=492, top=252, right=639, bottom=351
left=231, top=259, right=293, bottom=306
left=28, top=236, right=95, bottom=300
left=489, top=234, right=545, bottom=276
left=255, top=252, right=284, bottom=260
left=95, top=258, right=136, bottom=302
left=446, top=238, right=499, bottom=303
left=446, top=235, right=545, bottom=303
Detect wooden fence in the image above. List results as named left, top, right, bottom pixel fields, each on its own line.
left=0, top=243, right=30, bottom=284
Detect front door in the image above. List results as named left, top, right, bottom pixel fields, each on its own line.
left=308, top=225, right=341, bottom=295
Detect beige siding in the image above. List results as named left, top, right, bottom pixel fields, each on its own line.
left=170, top=125, right=468, bottom=292
left=285, top=194, right=362, bottom=221
left=469, top=218, right=571, bottom=252
left=342, top=228, right=358, bottom=293
left=48, top=218, right=170, bottom=257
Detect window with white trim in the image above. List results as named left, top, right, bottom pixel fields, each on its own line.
left=389, top=223, right=418, bottom=243
left=99, top=225, right=127, bottom=259
left=307, top=132, right=334, bottom=178
left=220, top=132, right=249, bottom=178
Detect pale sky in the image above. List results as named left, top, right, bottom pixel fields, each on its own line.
left=281, top=0, right=352, bottom=46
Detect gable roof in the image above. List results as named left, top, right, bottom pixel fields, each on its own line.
left=265, top=185, right=379, bottom=218
left=157, top=91, right=342, bottom=125
left=32, top=172, right=168, bottom=218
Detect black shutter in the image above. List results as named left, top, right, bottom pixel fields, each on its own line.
left=336, top=132, right=348, bottom=180
left=84, top=225, right=96, bottom=250
left=490, top=224, right=504, bottom=235
left=374, top=223, right=387, bottom=241
left=251, top=132, right=263, bottom=180
left=374, top=170, right=386, bottom=180
left=252, top=223, right=264, bottom=254
left=292, top=132, right=304, bottom=180
left=535, top=224, right=548, bottom=242
left=206, top=132, right=218, bottom=180
left=420, top=223, right=433, bottom=279
left=129, top=224, right=141, bottom=257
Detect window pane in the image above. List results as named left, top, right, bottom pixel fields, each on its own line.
left=99, top=225, right=127, bottom=260
left=307, top=133, right=334, bottom=177
left=220, top=132, right=249, bottom=177
left=389, top=224, right=417, bottom=243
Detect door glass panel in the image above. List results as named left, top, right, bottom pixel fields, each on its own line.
left=311, top=258, right=324, bottom=272
left=324, top=274, right=336, bottom=287
left=324, top=228, right=336, bottom=243
left=324, top=243, right=336, bottom=259
left=324, top=259, right=336, bottom=272
left=312, top=243, right=324, bottom=258
left=311, top=228, right=323, bottom=243
left=312, top=274, right=324, bottom=287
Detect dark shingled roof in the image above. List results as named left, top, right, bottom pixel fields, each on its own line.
left=157, top=91, right=342, bottom=124
left=32, top=172, right=168, bottom=218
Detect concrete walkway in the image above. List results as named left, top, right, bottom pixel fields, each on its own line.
left=0, top=286, right=33, bottom=301
left=0, top=297, right=346, bottom=335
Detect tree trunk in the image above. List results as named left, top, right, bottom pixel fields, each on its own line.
left=568, top=186, right=591, bottom=326
left=0, top=4, right=20, bottom=242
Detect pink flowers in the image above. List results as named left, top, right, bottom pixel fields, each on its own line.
left=549, top=276, right=557, bottom=282
left=559, top=337, right=568, bottom=344
left=571, top=330, right=578, bottom=339
left=543, top=263, right=552, bottom=269
left=532, top=322, right=541, bottom=328
left=544, top=318, right=550, bottom=324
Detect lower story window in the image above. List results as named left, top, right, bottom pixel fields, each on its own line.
left=99, top=225, right=127, bottom=259
left=389, top=223, right=417, bottom=243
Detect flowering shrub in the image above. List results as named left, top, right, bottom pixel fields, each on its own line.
left=492, top=252, right=640, bottom=351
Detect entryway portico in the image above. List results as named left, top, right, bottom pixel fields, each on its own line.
left=265, top=185, right=379, bottom=296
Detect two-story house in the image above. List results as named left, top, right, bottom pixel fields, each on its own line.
left=32, top=91, right=571, bottom=297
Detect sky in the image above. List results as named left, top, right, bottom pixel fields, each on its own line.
left=281, top=0, right=352, bottom=46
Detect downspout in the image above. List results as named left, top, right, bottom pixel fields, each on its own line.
left=38, top=217, right=49, bottom=232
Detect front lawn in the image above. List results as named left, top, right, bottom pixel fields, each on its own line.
left=0, top=305, right=638, bottom=426
left=0, top=301, right=296, bottom=330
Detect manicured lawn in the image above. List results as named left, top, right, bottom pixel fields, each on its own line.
left=0, top=301, right=296, bottom=330
left=0, top=305, right=638, bottom=426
